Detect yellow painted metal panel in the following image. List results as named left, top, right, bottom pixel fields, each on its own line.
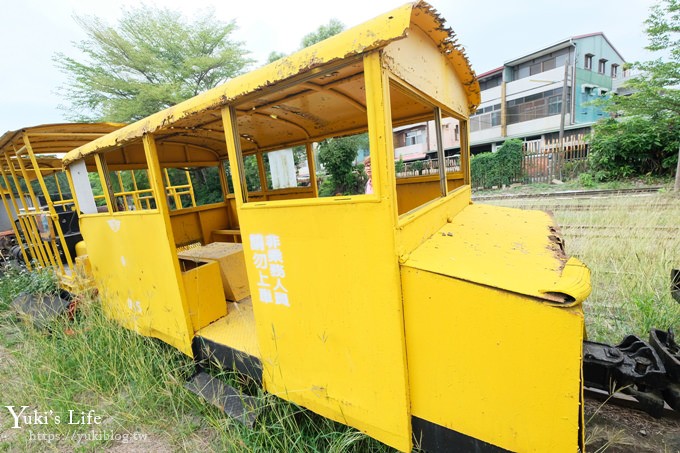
left=168, top=203, right=232, bottom=246
left=395, top=174, right=465, bottom=215
left=180, top=259, right=227, bottom=331
left=237, top=199, right=411, bottom=451
left=383, top=24, right=476, bottom=118
left=403, top=203, right=592, bottom=304
left=395, top=186, right=471, bottom=259
left=402, top=267, right=584, bottom=452
left=80, top=213, right=194, bottom=355
left=178, top=242, right=250, bottom=302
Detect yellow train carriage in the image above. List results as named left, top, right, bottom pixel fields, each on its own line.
left=0, top=123, right=124, bottom=289
left=62, top=2, right=590, bottom=451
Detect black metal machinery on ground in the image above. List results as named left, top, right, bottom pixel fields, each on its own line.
left=583, top=269, right=680, bottom=417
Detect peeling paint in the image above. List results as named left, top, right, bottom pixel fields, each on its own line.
left=107, top=219, right=121, bottom=233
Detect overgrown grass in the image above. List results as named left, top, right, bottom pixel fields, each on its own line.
left=482, top=190, right=680, bottom=342
left=0, top=269, right=394, bottom=452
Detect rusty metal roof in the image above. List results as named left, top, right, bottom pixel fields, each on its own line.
left=0, top=123, right=125, bottom=157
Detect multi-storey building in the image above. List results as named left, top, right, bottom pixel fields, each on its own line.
left=469, top=32, right=626, bottom=154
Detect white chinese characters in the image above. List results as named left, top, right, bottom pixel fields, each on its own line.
left=249, top=234, right=289, bottom=307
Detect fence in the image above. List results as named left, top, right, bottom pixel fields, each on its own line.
left=470, top=135, right=589, bottom=188
left=522, top=134, right=589, bottom=184
left=396, top=155, right=460, bottom=178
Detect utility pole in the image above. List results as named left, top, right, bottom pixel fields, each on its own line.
left=500, top=81, right=507, bottom=138
left=675, top=145, right=680, bottom=192
left=557, top=62, right=569, bottom=181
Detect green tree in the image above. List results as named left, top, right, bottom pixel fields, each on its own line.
left=470, top=139, right=523, bottom=189
left=55, top=6, right=253, bottom=122
left=300, top=19, right=344, bottom=48
left=607, top=0, right=679, bottom=118
left=317, top=135, right=369, bottom=195
left=266, top=51, right=287, bottom=64
left=593, top=0, right=680, bottom=186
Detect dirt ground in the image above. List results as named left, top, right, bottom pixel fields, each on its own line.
left=585, top=397, right=680, bottom=452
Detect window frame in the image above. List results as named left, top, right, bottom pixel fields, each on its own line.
left=584, top=53, right=594, bottom=70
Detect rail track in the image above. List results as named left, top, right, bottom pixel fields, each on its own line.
left=472, top=186, right=664, bottom=201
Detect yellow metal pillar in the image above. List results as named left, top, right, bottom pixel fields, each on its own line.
left=12, top=149, right=59, bottom=269
left=460, top=120, right=471, bottom=186
left=222, top=106, right=246, bottom=206
left=255, top=152, right=267, bottom=199
left=305, top=143, right=318, bottom=197
left=1, top=152, right=45, bottom=267
left=24, top=133, right=75, bottom=274
left=64, top=168, right=81, bottom=214
left=218, top=159, right=230, bottom=198
left=94, top=154, right=114, bottom=213
left=0, top=166, right=32, bottom=267
left=185, top=170, right=196, bottom=207
left=53, top=174, right=64, bottom=203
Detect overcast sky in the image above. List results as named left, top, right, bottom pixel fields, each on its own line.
left=0, top=0, right=659, bottom=132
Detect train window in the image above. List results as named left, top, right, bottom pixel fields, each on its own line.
left=262, top=148, right=307, bottom=191
left=230, top=60, right=369, bottom=203
left=87, top=168, right=110, bottom=210
left=390, top=82, right=448, bottom=215
left=316, top=133, right=369, bottom=197
left=109, top=169, right=156, bottom=211
left=163, top=165, right=224, bottom=210
left=243, top=154, right=262, bottom=193
left=440, top=113, right=466, bottom=193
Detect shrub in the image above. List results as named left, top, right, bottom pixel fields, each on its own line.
left=471, top=139, right=523, bottom=189
left=588, top=115, right=679, bottom=180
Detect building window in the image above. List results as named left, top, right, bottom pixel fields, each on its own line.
left=598, top=58, right=607, bottom=74
left=469, top=104, right=502, bottom=132
left=479, top=75, right=502, bottom=91
left=506, top=87, right=570, bottom=125
left=405, top=129, right=424, bottom=146
left=611, top=64, right=619, bottom=78
left=584, top=54, right=594, bottom=70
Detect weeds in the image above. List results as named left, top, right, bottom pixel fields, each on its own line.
left=0, top=271, right=391, bottom=452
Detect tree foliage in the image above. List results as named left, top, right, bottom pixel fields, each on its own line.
left=470, top=139, right=524, bottom=189
left=317, top=135, right=369, bottom=195
left=55, top=6, right=253, bottom=122
left=590, top=0, right=680, bottom=181
left=589, top=116, right=679, bottom=180
left=300, top=19, right=344, bottom=48
left=606, top=0, right=679, bottom=118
